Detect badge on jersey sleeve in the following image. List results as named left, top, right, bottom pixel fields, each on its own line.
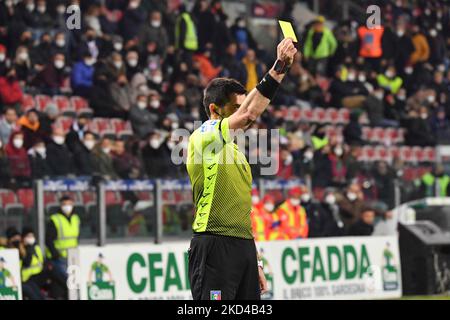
left=210, top=290, right=221, bottom=300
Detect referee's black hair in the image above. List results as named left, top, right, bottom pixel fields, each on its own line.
left=203, top=78, right=246, bottom=118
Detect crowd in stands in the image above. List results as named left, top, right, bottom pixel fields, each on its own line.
left=0, top=0, right=449, bottom=228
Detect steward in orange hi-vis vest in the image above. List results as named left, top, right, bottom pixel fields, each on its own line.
left=277, top=187, right=309, bottom=239
left=251, top=193, right=276, bottom=241
left=357, top=26, right=384, bottom=58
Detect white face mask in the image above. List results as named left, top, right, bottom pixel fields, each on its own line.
left=301, top=193, right=311, bottom=203
left=55, top=39, right=66, bottom=47
left=347, top=73, right=356, bottom=81
left=149, top=139, right=160, bottom=149
left=54, top=60, right=65, bottom=69
left=152, top=75, right=163, bottom=84
left=37, top=5, right=46, bottom=13
left=404, top=67, right=413, bottom=75
left=290, top=198, right=300, bottom=206
left=18, top=52, right=29, bottom=61
left=26, top=4, right=35, bottom=12
left=127, top=59, right=138, bottom=67
left=334, top=147, right=343, bottom=157
left=325, top=194, right=336, bottom=205
left=151, top=20, right=161, bottom=28
left=35, top=146, right=46, bottom=156
left=114, top=42, right=123, bottom=51
left=57, top=5, right=66, bottom=14
left=13, top=138, right=23, bottom=148
left=251, top=195, right=260, bottom=205
left=358, top=74, right=366, bottom=82
left=301, top=74, right=308, bottom=81
left=129, top=1, right=139, bottom=9
left=85, top=58, right=95, bottom=66
left=150, top=100, right=160, bottom=109
left=420, top=113, right=428, bottom=119
left=264, top=203, right=275, bottom=212
left=386, top=71, right=395, bottom=78
left=396, top=30, right=405, bottom=37
left=137, top=101, right=147, bottom=109
left=171, top=122, right=179, bottom=130
left=53, top=136, right=65, bottom=145
left=284, top=154, right=293, bottom=165
left=438, top=65, right=446, bottom=72
left=238, top=21, right=246, bottom=28
left=167, top=141, right=176, bottom=150
left=347, top=192, right=357, bottom=201
left=192, top=110, right=200, bottom=119
left=304, top=151, right=314, bottom=160
left=113, top=61, right=123, bottom=69
left=427, top=95, right=436, bottom=103
left=61, top=205, right=73, bottom=215
left=374, top=91, right=384, bottom=100
left=0, top=53, right=5, bottom=62
left=430, top=29, right=437, bottom=37
left=102, top=147, right=111, bottom=154
left=84, top=140, right=95, bottom=150
left=24, top=236, right=36, bottom=246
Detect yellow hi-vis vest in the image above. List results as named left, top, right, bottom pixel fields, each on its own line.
left=46, top=213, right=80, bottom=259
left=21, top=245, right=44, bottom=282
left=175, top=13, right=198, bottom=51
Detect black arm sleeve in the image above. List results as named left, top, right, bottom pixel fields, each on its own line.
left=45, top=221, right=60, bottom=260
left=22, top=245, right=35, bottom=268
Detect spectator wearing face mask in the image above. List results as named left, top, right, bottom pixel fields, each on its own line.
left=71, top=53, right=95, bottom=98
left=38, top=103, right=60, bottom=140
left=0, top=67, right=23, bottom=111
left=46, top=126, right=75, bottom=177
left=5, top=131, right=32, bottom=187
left=52, top=32, right=69, bottom=63
left=431, top=107, right=450, bottom=144
left=319, top=190, right=345, bottom=237
left=125, top=50, right=142, bottom=81
left=34, top=0, right=53, bottom=30
left=220, top=42, right=247, bottom=86
left=377, top=65, right=403, bottom=94
left=250, top=191, right=277, bottom=241
left=312, top=144, right=332, bottom=189
left=92, top=137, right=119, bottom=180
left=129, top=94, right=158, bottom=139
left=13, top=46, right=31, bottom=83
left=110, top=74, right=133, bottom=114
left=141, top=131, right=171, bottom=178
left=427, top=28, right=446, bottom=67
left=72, top=131, right=96, bottom=176
left=277, top=148, right=294, bottom=180
left=336, top=183, right=366, bottom=230
left=28, top=139, right=50, bottom=179
left=409, top=25, right=430, bottom=66
left=32, top=53, right=67, bottom=95
left=45, top=195, right=80, bottom=295
left=329, top=142, right=347, bottom=187
left=0, top=138, right=11, bottom=188
left=403, top=108, right=436, bottom=147
left=343, top=111, right=364, bottom=146
left=372, top=161, right=396, bottom=209
left=393, top=23, right=414, bottom=72
left=137, top=10, right=169, bottom=58
left=299, top=185, right=322, bottom=238
left=276, top=187, right=309, bottom=239
left=65, top=113, right=92, bottom=153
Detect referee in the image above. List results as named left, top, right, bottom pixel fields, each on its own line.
left=186, top=38, right=297, bottom=300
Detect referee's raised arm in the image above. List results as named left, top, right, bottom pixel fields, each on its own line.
left=227, top=38, right=298, bottom=130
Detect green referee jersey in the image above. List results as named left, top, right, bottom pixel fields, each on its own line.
left=186, top=118, right=253, bottom=239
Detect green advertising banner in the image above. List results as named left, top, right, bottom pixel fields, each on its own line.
left=68, top=236, right=401, bottom=300
left=0, top=249, right=22, bottom=300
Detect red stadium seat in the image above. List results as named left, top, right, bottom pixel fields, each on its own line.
left=54, top=95, right=73, bottom=113
left=301, top=108, right=314, bottom=122
left=424, top=147, right=436, bottom=162
left=372, top=127, right=386, bottom=143
left=94, top=118, right=112, bottom=132
left=0, top=189, right=18, bottom=206
left=17, top=189, right=34, bottom=211
left=21, top=94, right=36, bottom=111
left=35, top=95, right=53, bottom=112
left=399, top=146, right=415, bottom=163
left=290, top=107, right=301, bottom=121
left=82, top=191, right=96, bottom=204
left=111, top=118, right=126, bottom=133
left=376, top=146, right=390, bottom=162
left=327, top=108, right=339, bottom=124
left=56, top=117, right=73, bottom=133
left=70, top=96, right=89, bottom=112
left=412, top=146, right=426, bottom=163
left=338, top=109, right=350, bottom=124
left=44, top=192, right=58, bottom=205
left=389, top=146, right=400, bottom=160
left=313, top=107, right=326, bottom=123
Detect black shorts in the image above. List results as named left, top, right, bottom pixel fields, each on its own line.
left=188, top=233, right=260, bottom=300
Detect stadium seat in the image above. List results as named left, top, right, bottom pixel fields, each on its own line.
left=313, top=107, right=326, bottom=123
left=289, top=107, right=301, bottom=121
left=35, top=94, right=53, bottom=112
left=56, top=117, right=74, bottom=133
left=70, top=96, right=89, bottom=112
left=424, top=147, right=436, bottom=162
left=17, top=189, right=34, bottom=212
left=400, top=146, right=415, bottom=163
left=5, top=203, right=25, bottom=231
left=338, top=108, right=350, bottom=124
left=21, top=94, right=36, bottom=111
left=301, top=108, right=314, bottom=122
left=412, top=146, right=426, bottom=163
left=327, top=108, right=339, bottom=124
left=0, top=189, right=18, bottom=206
left=43, top=192, right=58, bottom=205
left=54, top=95, right=74, bottom=114
left=376, top=146, right=390, bottom=162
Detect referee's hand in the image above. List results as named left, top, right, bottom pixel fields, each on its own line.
left=277, top=38, right=298, bottom=67
left=258, top=266, right=269, bottom=295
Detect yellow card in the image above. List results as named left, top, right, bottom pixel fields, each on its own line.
left=278, top=20, right=298, bottom=43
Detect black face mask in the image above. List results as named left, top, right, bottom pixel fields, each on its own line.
left=316, top=132, right=325, bottom=139
left=11, top=240, right=20, bottom=248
